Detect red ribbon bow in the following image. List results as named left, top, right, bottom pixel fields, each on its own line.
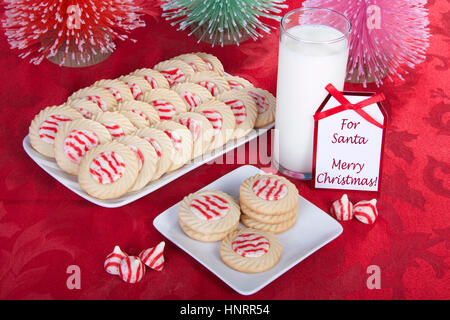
left=314, top=84, right=386, bottom=129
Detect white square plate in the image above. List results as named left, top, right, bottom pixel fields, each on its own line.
left=153, top=165, right=343, bottom=295
left=22, top=124, right=273, bottom=208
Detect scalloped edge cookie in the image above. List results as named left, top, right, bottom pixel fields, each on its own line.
left=141, top=88, right=187, bottom=120
left=129, top=68, right=170, bottom=89
left=171, top=83, right=213, bottom=112
left=188, top=71, right=230, bottom=97
left=93, top=79, right=134, bottom=102
left=118, top=75, right=153, bottom=101
left=172, top=53, right=209, bottom=73
left=242, top=88, right=276, bottom=128
left=194, top=52, right=225, bottom=76
left=68, top=86, right=117, bottom=111
left=118, top=100, right=160, bottom=126
left=93, top=111, right=136, bottom=138
left=154, top=59, right=195, bottom=86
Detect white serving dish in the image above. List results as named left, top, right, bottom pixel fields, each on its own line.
left=153, top=165, right=343, bottom=295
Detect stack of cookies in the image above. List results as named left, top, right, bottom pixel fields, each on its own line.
left=178, top=190, right=241, bottom=241
left=239, top=174, right=299, bottom=234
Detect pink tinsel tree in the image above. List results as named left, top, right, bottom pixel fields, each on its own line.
left=302, top=0, right=430, bottom=86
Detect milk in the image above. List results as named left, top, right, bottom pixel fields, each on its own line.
left=274, top=24, right=349, bottom=176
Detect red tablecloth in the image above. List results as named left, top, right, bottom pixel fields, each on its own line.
left=0, top=1, right=449, bottom=300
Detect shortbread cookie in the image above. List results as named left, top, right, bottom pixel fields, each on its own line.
left=129, top=68, right=170, bottom=89
left=54, top=119, right=112, bottom=175
left=118, top=100, right=160, bottom=127
left=68, top=98, right=104, bottom=119
left=118, top=75, right=152, bottom=100
left=220, top=228, right=282, bottom=273
left=116, top=135, right=158, bottom=192
left=217, top=89, right=257, bottom=139
left=93, top=112, right=136, bottom=138
left=172, top=53, right=210, bottom=72
left=241, top=213, right=297, bottom=234
left=78, top=141, right=139, bottom=199
left=242, top=88, right=276, bottom=128
left=141, top=88, right=187, bottom=120
left=179, top=218, right=239, bottom=242
left=241, top=203, right=298, bottom=225
left=178, top=190, right=241, bottom=236
left=225, top=75, right=254, bottom=90
left=188, top=71, right=230, bottom=97
left=171, top=83, right=213, bottom=112
left=194, top=100, right=236, bottom=150
left=93, top=79, right=134, bottom=102
left=155, top=121, right=193, bottom=172
left=239, top=174, right=299, bottom=215
left=173, top=112, right=214, bottom=158
left=194, top=52, right=225, bottom=76
left=29, top=104, right=83, bottom=158
left=68, top=86, right=117, bottom=111
left=154, top=59, right=195, bottom=86
left=135, top=127, right=174, bottom=180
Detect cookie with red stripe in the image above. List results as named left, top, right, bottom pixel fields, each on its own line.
left=68, top=86, right=117, bottom=111
left=155, top=121, right=193, bottom=172
left=93, top=112, right=136, bottom=139
left=217, top=89, right=257, bottom=139
left=240, top=174, right=299, bottom=216
left=93, top=79, right=134, bottom=102
left=129, top=68, right=170, bottom=89
left=154, top=59, right=195, bottom=87
left=242, top=88, right=276, bottom=128
left=118, top=75, right=153, bottom=101
left=225, top=75, right=254, bottom=90
left=135, top=127, right=174, bottom=180
left=173, top=112, right=214, bottom=159
left=138, top=241, right=165, bottom=271
left=188, top=71, right=230, bottom=97
left=353, top=199, right=378, bottom=224
left=104, top=245, right=128, bottom=275
left=178, top=190, right=240, bottom=241
left=68, top=98, right=105, bottom=119
left=194, top=52, right=225, bottom=76
left=194, top=100, right=236, bottom=151
left=172, top=53, right=210, bottom=73
left=118, top=255, right=145, bottom=284
left=330, top=194, right=353, bottom=221
left=220, top=228, right=282, bottom=273
left=78, top=141, right=139, bottom=199
left=116, top=135, right=158, bottom=192
left=29, top=104, right=83, bottom=158
left=171, top=83, right=213, bottom=112
left=179, top=218, right=239, bottom=242
left=54, top=119, right=112, bottom=175
left=141, top=88, right=187, bottom=121
left=118, top=100, right=160, bottom=127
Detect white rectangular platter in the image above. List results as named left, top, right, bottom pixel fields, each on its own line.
left=153, top=165, right=343, bottom=295
left=23, top=124, right=273, bottom=208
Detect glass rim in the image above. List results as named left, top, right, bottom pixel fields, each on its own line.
left=281, top=7, right=352, bottom=44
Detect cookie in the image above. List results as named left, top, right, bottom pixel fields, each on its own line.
left=29, top=104, right=83, bottom=158
left=68, top=86, right=117, bottom=111
left=179, top=218, right=239, bottom=242
left=129, top=68, right=170, bottom=89
left=239, top=174, right=299, bottom=215
left=225, top=75, right=254, bottom=90
left=78, top=141, right=139, bottom=199
left=135, top=127, right=174, bottom=180
left=54, top=119, right=112, bottom=175
left=188, top=71, right=230, bottom=97
left=178, top=190, right=241, bottom=237
left=118, top=75, right=153, bottom=101
left=68, top=98, right=104, bottom=119
left=194, top=52, right=225, bottom=76
left=171, top=83, right=213, bottom=112
left=241, top=213, right=297, bottom=234
left=118, top=100, right=160, bottom=127
left=217, top=89, right=257, bottom=139
left=154, top=59, right=195, bottom=86
left=93, top=111, right=136, bottom=138
left=173, top=112, right=214, bottom=159
left=194, top=100, right=236, bottom=150
left=116, top=135, right=158, bottom=191
left=155, top=121, right=193, bottom=172
left=242, top=88, right=276, bottom=128
left=172, top=53, right=210, bottom=72
left=240, top=203, right=298, bottom=225
left=93, top=79, right=134, bottom=102
left=220, top=228, right=282, bottom=273
left=141, top=88, right=187, bottom=121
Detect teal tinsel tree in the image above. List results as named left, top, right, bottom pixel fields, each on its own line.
left=161, top=0, right=288, bottom=46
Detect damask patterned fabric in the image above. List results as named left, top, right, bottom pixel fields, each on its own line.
left=0, top=1, right=448, bottom=299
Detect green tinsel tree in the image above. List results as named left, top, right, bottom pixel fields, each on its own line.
left=161, top=0, right=288, bottom=46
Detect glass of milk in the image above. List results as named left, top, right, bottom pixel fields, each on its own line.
left=273, top=7, right=351, bottom=179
